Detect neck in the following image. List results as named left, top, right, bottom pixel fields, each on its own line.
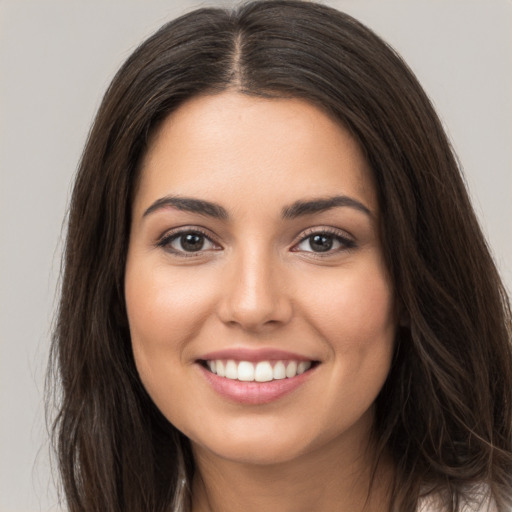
left=190, top=432, right=393, bottom=512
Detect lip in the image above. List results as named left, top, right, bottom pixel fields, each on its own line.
left=196, top=349, right=318, bottom=405
left=198, top=347, right=314, bottom=363
left=198, top=365, right=316, bottom=404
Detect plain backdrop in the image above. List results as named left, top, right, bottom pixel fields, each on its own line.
left=0, top=1, right=510, bottom=510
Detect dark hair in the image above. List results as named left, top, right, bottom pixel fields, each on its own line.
left=48, top=1, right=512, bottom=511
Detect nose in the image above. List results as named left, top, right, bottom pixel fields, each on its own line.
left=216, top=246, right=293, bottom=332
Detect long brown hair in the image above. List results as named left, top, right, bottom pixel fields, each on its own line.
left=48, top=1, right=512, bottom=511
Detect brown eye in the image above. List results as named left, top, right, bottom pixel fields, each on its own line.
left=294, top=231, right=355, bottom=254
left=178, top=233, right=205, bottom=252
left=308, top=234, right=334, bottom=252
left=158, top=230, right=218, bottom=255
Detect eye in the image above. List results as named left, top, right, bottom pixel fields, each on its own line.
left=157, top=229, right=219, bottom=255
left=293, top=230, right=355, bottom=254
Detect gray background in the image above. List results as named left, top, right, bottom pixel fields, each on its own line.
left=1, top=1, right=510, bottom=510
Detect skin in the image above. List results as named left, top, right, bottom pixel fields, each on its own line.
left=125, top=91, right=397, bottom=512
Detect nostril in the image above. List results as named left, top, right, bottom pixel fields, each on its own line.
left=218, top=295, right=293, bottom=331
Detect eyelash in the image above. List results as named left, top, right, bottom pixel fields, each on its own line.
left=156, top=227, right=220, bottom=258
left=292, top=227, right=356, bottom=257
left=156, top=226, right=356, bottom=257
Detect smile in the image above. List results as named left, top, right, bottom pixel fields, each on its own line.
left=204, top=359, right=313, bottom=382
left=197, top=353, right=319, bottom=404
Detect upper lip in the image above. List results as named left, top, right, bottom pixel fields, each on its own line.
left=197, top=348, right=317, bottom=363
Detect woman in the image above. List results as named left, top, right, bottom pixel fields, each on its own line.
left=48, top=1, right=512, bottom=511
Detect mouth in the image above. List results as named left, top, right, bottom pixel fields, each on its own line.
left=196, top=349, right=320, bottom=404
left=199, top=359, right=319, bottom=383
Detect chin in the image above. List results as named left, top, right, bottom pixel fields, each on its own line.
left=194, top=434, right=310, bottom=467
left=187, top=407, right=375, bottom=469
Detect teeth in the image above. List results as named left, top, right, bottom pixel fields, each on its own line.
left=216, top=360, right=225, bottom=377
left=254, top=361, right=273, bottom=382
left=205, top=359, right=313, bottom=381
left=225, top=360, right=238, bottom=379
left=285, top=360, right=297, bottom=378
left=237, top=361, right=255, bottom=381
left=273, top=361, right=286, bottom=380
left=297, top=361, right=309, bottom=374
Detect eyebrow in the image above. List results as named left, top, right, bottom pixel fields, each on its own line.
left=281, top=195, right=372, bottom=219
left=142, top=194, right=371, bottom=220
left=143, top=196, right=228, bottom=219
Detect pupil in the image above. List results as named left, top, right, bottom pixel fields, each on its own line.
left=181, top=233, right=204, bottom=252
left=310, top=234, right=332, bottom=252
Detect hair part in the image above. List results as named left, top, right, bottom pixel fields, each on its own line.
left=48, top=1, right=512, bottom=511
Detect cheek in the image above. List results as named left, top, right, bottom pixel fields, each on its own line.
left=125, top=264, right=214, bottom=349
left=298, top=260, right=396, bottom=395
left=304, top=264, right=394, bottom=342
left=297, top=264, right=396, bottom=434
left=124, top=262, right=213, bottom=401
left=124, top=262, right=218, bottom=425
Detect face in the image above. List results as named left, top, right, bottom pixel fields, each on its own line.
left=125, top=92, right=396, bottom=467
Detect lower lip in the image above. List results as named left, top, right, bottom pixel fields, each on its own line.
left=198, top=364, right=316, bottom=405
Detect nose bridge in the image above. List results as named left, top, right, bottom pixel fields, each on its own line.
left=219, top=240, right=291, bottom=329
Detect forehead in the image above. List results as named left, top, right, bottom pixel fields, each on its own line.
left=135, top=92, right=377, bottom=217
